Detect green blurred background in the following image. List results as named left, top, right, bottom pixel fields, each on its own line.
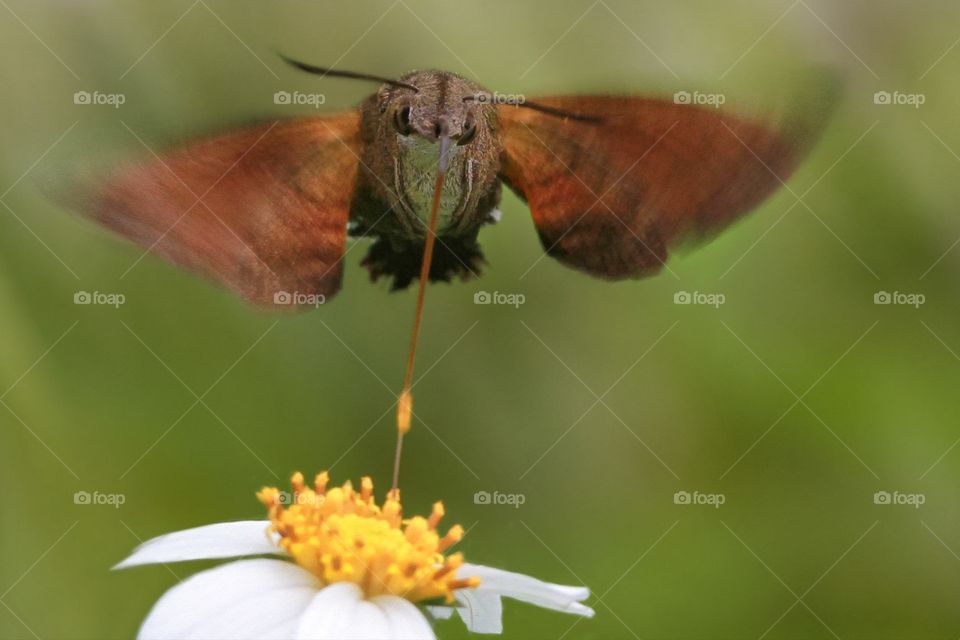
left=2, top=0, right=960, bottom=638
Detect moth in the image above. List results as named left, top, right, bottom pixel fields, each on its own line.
left=76, top=56, right=831, bottom=308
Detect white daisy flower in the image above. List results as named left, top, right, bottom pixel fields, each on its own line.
left=117, top=472, right=594, bottom=639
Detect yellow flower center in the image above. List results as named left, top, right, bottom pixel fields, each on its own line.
left=257, top=472, right=478, bottom=603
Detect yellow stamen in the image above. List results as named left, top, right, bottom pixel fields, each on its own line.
left=428, top=501, right=444, bottom=530
left=291, top=471, right=305, bottom=494
left=315, top=471, right=329, bottom=495
left=439, top=524, right=464, bottom=552
left=257, top=472, right=476, bottom=603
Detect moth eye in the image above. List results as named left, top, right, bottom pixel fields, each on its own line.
left=458, top=118, right=478, bottom=146
left=394, top=106, right=413, bottom=136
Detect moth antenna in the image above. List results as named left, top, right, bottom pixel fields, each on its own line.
left=464, top=94, right=604, bottom=123
left=278, top=54, right=419, bottom=92
left=512, top=100, right=605, bottom=123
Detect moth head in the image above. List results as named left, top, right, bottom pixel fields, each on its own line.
left=385, top=71, right=490, bottom=148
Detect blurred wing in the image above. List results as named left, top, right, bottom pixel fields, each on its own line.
left=79, top=114, right=360, bottom=307
left=497, top=97, right=822, bottom=278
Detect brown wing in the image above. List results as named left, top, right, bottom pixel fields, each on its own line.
left=79, top=113, right=360, bottom=307
left=497, top=97, right=823, bottom=278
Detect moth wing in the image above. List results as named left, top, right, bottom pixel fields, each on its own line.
left=497, top=96, right=825, bottom=278
left=77, top=113, right=360, bottom=308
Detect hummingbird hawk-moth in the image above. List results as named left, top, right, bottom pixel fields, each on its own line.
left=76, top=57, right=831, bottom=308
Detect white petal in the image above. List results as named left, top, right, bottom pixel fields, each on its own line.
left=459, top=563, right=595, bottom=618
left=453, top=589, right=503, bottom=634
left=371, top=595, right=436, bottom=639
left=295, top=584, right=436, bottom=640
left=138, top=558, right=318, bottom=639
left=424, top=606, right=454, bottom=621
left=115, top=521, right=280, bottom=569
left=296, top=583, right=390, bottom=639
